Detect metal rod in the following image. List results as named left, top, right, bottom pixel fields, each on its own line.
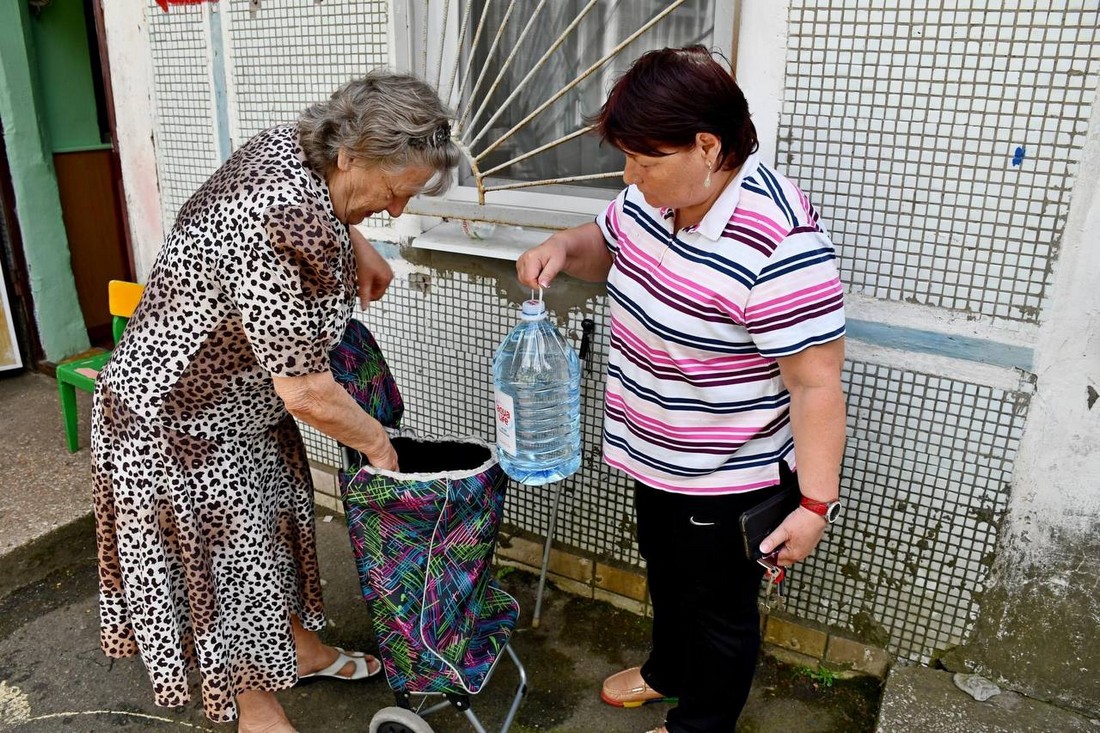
left=475, top=0, right=687, bottom=160
left=463, top=0, right=548, bottom=138
left=483, top=171, right=624, bottom=194
left=467, top=0, right=600, bottom=149
left=433, top=0, right=451, bottom=88
left=499, top=645, right=527, bottom=733
left=458, top=0, right=519, bottom=132
left=445, top=0, right=476, bottom=104
left=531, top=483, right=563, bottom=629
left=481, top=124, right=594, bottom=178
left=454, top=0, right=495, bottom=126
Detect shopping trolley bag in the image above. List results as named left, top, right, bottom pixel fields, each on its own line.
left=340, top=435, right=519, bottom=695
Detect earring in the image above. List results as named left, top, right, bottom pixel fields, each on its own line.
left=704, top=161, right=712, bottom=189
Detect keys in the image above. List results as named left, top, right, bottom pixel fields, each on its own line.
left=758, top=548, right=787, bottom=613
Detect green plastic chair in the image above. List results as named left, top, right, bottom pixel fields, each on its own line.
left=56, top=280, right=144, bottom=452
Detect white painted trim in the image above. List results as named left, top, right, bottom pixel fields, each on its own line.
left=201, top=3, right=225, bottom=161
left=216, top=0, right=243, bottom=150
left=389, top=0, right=415, bottom=73
left=844, top=339, right=1031, bottom=393
left=408, top=220, right=553, bottom=261
left=734, top=0, right=788, bottom=168
left=845, top=293, right=1040, bottom=346
left=101, top=0, right=164, bottom=281
left=1001, top=75, right=1100, bottom=549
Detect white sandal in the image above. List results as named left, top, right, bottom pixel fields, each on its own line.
left=299, top=647, right=381, bottom=681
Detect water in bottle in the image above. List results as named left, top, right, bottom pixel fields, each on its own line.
left=493, top=298, right=582, bottom=486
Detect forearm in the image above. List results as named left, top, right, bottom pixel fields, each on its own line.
left=560, top=222, right=613, bottom=282
left=788, top=381, right=846, bottom=502
left=348, top=224, right=394, bottom=307
left=274, top=373, right=389, bottom=457
left=349, top=224, right=374, bottom=261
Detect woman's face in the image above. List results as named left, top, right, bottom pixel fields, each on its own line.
left=330, top=154, right=436, bottom=224
left=621, top=145, right=711, bottom=211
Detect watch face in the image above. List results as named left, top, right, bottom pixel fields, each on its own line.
left=826, top=501, right=842, bottom=523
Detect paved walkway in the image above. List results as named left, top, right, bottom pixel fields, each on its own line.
left=0, top=371, right=879, bottom=732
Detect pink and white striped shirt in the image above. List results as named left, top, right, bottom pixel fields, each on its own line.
left=595, top=152, right=845, bottom=494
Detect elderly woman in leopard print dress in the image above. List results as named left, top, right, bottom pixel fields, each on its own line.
left=91, top=71, right=460, bottom=732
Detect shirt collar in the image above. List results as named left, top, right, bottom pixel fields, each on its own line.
left=694, top=151, right=762, bottom=241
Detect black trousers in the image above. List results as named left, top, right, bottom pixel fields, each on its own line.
left=635, top=464, right=798, bottom=733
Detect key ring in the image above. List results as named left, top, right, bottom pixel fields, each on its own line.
left=757, top=548, right=787, bottom=585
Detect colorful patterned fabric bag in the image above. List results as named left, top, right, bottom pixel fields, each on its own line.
left=329, top=318, right=404, bottom=429
left=340, top=434, right=518, bottom=695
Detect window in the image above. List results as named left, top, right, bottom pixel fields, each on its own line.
left=394, top=0, right=735, bottom=231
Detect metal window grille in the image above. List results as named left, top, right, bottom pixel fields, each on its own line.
left=400, top=0, right=722, bottom=203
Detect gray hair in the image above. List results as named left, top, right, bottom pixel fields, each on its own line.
left=298, top=71, right=461, bottom=196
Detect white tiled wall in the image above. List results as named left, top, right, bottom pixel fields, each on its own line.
left=142, top=0, right=1096, bottom=664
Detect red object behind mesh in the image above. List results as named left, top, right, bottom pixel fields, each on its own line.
left=155, top=0, right=216, bottom=11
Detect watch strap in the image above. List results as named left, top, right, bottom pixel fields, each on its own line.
left=800, top=496, right=841, bottom=522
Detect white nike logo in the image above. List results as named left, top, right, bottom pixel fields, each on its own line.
left=689, top=516, right=716, bottom=526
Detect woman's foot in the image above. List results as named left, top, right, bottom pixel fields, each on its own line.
left=602, top=666, right=676, bottom=708
left=291, top=616, right=379, bottom=679
left=298, top=644, right=381, bottom=679
left=236, top=690, right=297, bottom=733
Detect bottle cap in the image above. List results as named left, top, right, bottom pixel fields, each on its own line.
left=520, top=299, right=547, bottom=320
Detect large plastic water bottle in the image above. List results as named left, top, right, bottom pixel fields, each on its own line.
left=493, top=297, right=582, bottom=486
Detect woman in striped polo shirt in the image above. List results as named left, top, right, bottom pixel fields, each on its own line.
left=516, top=46, right=846, bottom=733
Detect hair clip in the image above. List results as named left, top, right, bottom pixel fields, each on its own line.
left=411, top=123, right=452, bottom=149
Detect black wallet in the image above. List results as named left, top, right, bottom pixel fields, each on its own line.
left=739, top=485, right=801, bottom=560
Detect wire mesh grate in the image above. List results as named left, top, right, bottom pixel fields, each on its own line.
left=300, top=270, right=1032, bottom=664
left=227, top=0, right=391, bottom=140
left=226, top=0, right=394, bottom=232
left=147, top=1, right=221, bottom=229
left=781, top=360, right=1029, bottom=663
left=780, top=1, right=1100, bottom=323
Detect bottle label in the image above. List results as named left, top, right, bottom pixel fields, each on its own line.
left=494, top=389, right=517, bottom=456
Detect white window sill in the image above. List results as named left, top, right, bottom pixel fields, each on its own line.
left=407, top=220, right=556, bottom=261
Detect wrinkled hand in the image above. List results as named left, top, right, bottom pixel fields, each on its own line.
left=516, top=236, right=568, bottom=290
left=363, top=429, right=399, bottom=472
left=760, top=507, right=827, bottom=566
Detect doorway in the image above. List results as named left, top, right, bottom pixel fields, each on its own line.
left=29, top=0, right=133, bottom=349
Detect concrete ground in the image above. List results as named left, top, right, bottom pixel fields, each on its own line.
left=874, top=666, right=1100, bottom=733
left=5, top=367, right=1086, bottom=732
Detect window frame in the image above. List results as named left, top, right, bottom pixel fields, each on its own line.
left=389, top=0, right=739, bottom=236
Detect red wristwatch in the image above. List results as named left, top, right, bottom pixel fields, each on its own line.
left=800, top=496, right=842, bottom=523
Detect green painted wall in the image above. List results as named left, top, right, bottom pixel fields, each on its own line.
left=30, top=0, right=103, bottom=153
left=0, top=0, right=89, bottom=362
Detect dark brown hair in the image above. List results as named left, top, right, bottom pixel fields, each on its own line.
left=595, top=45, right=758, bottom=171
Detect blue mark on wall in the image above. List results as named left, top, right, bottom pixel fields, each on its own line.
left=846, top=319, right=1033, bottom=372
left=1011, top=146, right=1026, bottom=166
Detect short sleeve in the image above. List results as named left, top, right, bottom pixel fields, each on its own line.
left=744, top=230, right=846, bottom=358
left=595, top=188, right=630, bottom=256
left=224, top=203, right=345, bottom=377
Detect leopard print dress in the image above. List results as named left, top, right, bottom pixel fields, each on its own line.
left=91, top=124, right=356, bottom=723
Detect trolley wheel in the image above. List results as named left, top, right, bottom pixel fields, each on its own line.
left=369, top=706, right=435, bottom=733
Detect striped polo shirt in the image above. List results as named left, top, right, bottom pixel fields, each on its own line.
left=595, top=152, right=845, bottom=495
